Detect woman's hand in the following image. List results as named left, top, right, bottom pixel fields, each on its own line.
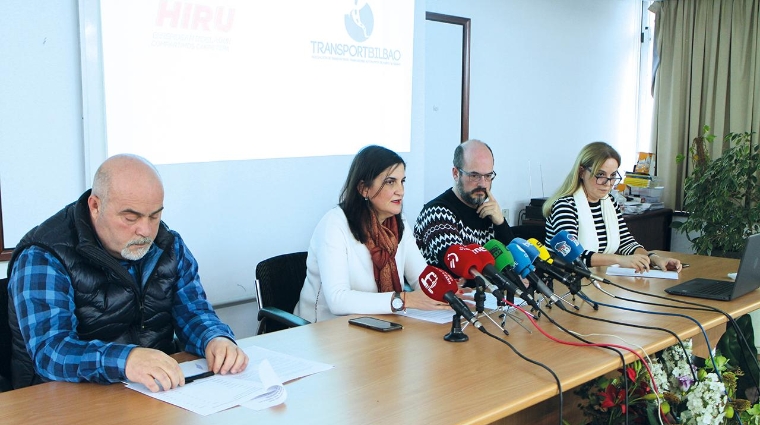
left=651, top=254, right=682, bottom=272
left=404, top=289, right=456, bottom=311
left=617, top=253, right=651, bottom=273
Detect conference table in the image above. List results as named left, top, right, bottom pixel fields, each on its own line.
left=1, top=252, right=758, bottom=425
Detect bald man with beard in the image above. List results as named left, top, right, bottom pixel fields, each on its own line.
left=414, top=140, right=515, bottom=273
left=7, top=154, right=248, bottom=392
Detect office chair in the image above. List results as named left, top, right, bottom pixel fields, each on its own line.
left=254, top=252, right=311, bottom=335
left=1, top=277, right=13, bottom=391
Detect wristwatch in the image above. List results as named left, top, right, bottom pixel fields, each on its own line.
left=391, top=291, right=405, bottom=312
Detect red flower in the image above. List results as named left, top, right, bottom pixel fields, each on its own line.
left=625, top=366, right=637, bottom=382
left=599, top=384, right=627, bottom=414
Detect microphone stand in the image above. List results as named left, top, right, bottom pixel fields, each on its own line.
left=531, top=273, right=578, bottom=311
left=555, top=273, right=599, bottom=311
left=467, top=277, right=533, bottom=336
left=444, top=311, right=469, bottom=342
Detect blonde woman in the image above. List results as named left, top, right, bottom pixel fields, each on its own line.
left=543, top=142, right=681, bottom=273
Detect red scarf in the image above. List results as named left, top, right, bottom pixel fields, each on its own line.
left=363, top=211, right=402, bottom=293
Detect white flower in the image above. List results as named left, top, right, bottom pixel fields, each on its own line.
left=681, top=373, right=727, bottom=425
left=650, top=361, right=670, bottom=393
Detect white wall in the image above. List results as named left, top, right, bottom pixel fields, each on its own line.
left=1, top=0, right=644, bottom=338
left=425, top=0, right=643, bottom=225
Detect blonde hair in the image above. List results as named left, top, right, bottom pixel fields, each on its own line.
left=542, top=142, right=621, bottom=217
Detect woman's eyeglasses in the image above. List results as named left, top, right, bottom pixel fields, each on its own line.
left=585, top=167, right=622, bottom=186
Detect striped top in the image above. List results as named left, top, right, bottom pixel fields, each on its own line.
left=544, top=195, right=642, bottom=266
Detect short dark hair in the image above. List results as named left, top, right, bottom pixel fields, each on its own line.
left=340, top=145, right=406, bottom=243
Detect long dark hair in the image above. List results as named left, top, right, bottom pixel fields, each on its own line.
left=340, top=145, right=406, bottom=243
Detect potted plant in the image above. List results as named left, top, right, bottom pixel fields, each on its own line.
left=672, top=125, right=760, bottom=257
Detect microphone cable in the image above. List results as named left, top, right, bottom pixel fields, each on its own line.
left=505, top=300, right=657, bottom=425
left=586, top=277, right=755, bottom=424
left=570, top=290, right=700, bottom=382
left=591, top=278, right=760, bottom=391
left=568, top=331, right=669, bottom=425
left=476, top=325, right=565, bottom=425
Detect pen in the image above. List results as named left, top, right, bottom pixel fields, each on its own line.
left=185, top=371, right=215, bottom=384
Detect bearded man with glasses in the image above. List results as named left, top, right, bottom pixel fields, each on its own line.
left=542, top=141, right=681, bottom=273
left=414, top=139, right=515, bottom=273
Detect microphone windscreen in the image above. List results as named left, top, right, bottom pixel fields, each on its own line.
left=484, top=239, right=515, bottom=272
left=549, top=230, right=584, bottom=263
left=513, top=237, right=540, bottom=262
left=444, top=245, right=481, bottom=279
left=527, top=238, right=553, bottom=263
left=507, top=243, right=533, bottom=277
left=418, top=265, right=459, bottom=302
left=469, top=245, right=496, bottom=268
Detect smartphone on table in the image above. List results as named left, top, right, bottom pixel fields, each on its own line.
left=348, top=316, right=403, bottom=332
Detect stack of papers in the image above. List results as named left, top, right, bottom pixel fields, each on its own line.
left=126, top=345, right=333, bottom=416
left=604, top=266, right=679, bottom=280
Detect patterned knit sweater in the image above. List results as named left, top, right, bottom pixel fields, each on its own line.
left=413, top=188, right=515, bottom=272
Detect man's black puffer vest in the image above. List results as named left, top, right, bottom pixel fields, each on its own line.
left=7, top=190, right=179, bottom=389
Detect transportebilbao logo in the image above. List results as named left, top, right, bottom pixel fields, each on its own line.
left=344, top=1, right=374, bottom=42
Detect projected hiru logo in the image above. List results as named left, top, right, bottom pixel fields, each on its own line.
left=344, top=0, right=374, bottom=42
left=156, top=0, right=235, bottom=32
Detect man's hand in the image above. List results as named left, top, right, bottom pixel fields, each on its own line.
left=205, top=337, right=249, bottom=375
left=476, top=188, right=505, bottom=225
left=125, top=347, right=183, bottom=392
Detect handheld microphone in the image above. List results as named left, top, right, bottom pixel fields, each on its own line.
left=467, top=244, right=517, bottom=305
left=418, top=264, right=485, bottom=331
left=483, top=240, right=528, bottom=288
left=516, top=238, right=583, bottom=292
left=445, top=245, right=499, bottom=307
left=548, top=230, right=613, bottom=284
left=507, top=242, right=568, bottom=311
left=549, top=230, right=586, bottom=268
left=445, top=244, right=486, bottom=280
left=483, top=240, right=542, bottom=310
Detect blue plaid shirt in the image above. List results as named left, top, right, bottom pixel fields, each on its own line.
left=8, top=232, right=235, bottom=384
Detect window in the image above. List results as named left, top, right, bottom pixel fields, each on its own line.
left=636, top=1, right=656, bottom=153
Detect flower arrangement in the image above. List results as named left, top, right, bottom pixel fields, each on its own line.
left=572, top=339, right=760, bottom=425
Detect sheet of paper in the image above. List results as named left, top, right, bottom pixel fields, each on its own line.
left=239, top=359, right=287, bottom=411
left=604, top=266, right=679, bottom=280
left=126, top=367, right=269, bottom=416
left=400, top=296, right=528, bottom=324
left=125, top=345, right=333, bottom=416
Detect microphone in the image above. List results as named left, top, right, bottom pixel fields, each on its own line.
left=514, top=238, right=582, bottom=291
left=483, top=240, right=529, bottom=289
left=482, top=240, right=542, bottom=311
left=548, top=230, right=613, bottom=284
left=445, top=245, right=498, bottom=307
left=418, top=264, right=485, bottom=332
left=548, top=230, right=585, bottom=267
left=467, top=245, right=516, bottom=305
left=448, top=244, right=532, bottom=306
left=506, top=242, right=568, bottom=311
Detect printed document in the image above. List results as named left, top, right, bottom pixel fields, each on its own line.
left=125, top=345, right=333, bottom=416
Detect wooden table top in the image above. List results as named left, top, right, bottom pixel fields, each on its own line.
left=0, top=252, right=754, bottom=425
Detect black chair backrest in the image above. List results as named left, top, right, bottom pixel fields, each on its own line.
left=511, top=224, right=547, bottom=245
left=1, top=277, right=12, bottom=390
left=255, top=251, right=308, bottom=317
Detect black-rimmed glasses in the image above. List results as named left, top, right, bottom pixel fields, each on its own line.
left=457, top=168, right=497, bottom=183
left=585, top=167, right=622, bottom=186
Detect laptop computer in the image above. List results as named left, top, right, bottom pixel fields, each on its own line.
left=665, top=233, right=760, bottom=301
